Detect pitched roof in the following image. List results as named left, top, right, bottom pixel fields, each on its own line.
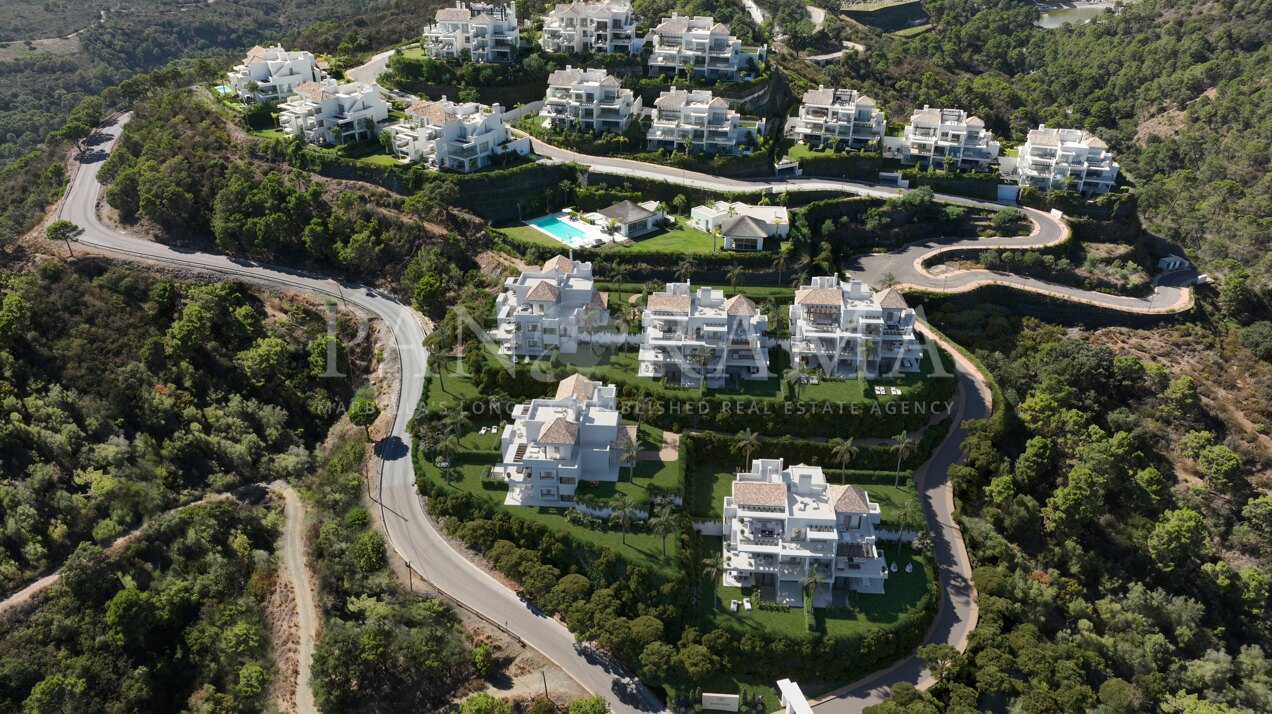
left=613, top=424, right=639, bottom=451
left=436, top=7, right=472, bottom=21
left=708, top=96, right=730, bottom=108
left=407, top=100, right=449, bottom=124
left=965, top=116, right=985, bottom=127
left=597, top=200, right=655, bottom=224
left=293, top=81, right=328, bottom=101
left=733, top=481, right=788, bottom=508
left=796, top=288, right=843, bottom=306
left=526, top=280, right=561, bottom=302
left=878, top=287, right=908, bottom=309
left=831, top=484, right=870, bottom=513
left=803, top=87, right=835, bottom=105
left=856, top=95, right=876, bottom=106
left=721, top=215, right=768, bottom=238
left=724, top=294, right=757, bottom=316
left=1083, top=135, right=1108, bottom=149
left=588, top=291, right=609, bottom=309
left=543, top=255, right=574, bottom=273
left=654, top=91, right=687, bottom=108
left=244, top=45, right=269, bottom=62
left=647, top=294, right=691, bottom=313
left=538, top=417, right=580, bottom=445
left=555, top=373, right=596, bottom=401
left=1027, top=129, right=1060, bottom=147
left=656, top=16, right=689, bottom=33
left=710, top=22, right=730, bottom=33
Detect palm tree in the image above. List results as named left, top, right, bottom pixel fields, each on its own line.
left=829, top=437, right=858, bottom=483
left=702, top=552, right=723, bottom=605
left=611, top=262, right=629, bottom=307
left=442, top=465, right=458, bottom=487
left=783, top=365, right=812, bottom=400
left=889, top=431, right=916, bottom=488
left=726, top=264, right=746, bottom=293
left=789, top=270, right=808, bottom=290
left=445, top=407, right=473, bottom=437
left=895, top=500, right=923, bottom=560
left=800, top=562, right=819, bottom=604
left=736, top=428, right=761, bottom=468
left=610, top=495, right=641, bottom=545
left=427, top=349, right=446, bottom=393
left=438, top=434, right=460, bottom=467
left=773, top=240, right=794, bottom=286
left=621, top=435, right=639, bottom=482
left=650, top=505, right=677, bottom=557
left=675, top=256, right=697, bottom=283
left=689, top=347, right=714, bottom=393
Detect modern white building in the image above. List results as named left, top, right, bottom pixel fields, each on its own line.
left=493, top=255, right=608, bottom=356
left=277, top=80, right=389, bottom=146
left=385, top=97, right=529, bottom=171
left=722, top=459, right=887, bottom=606
left=540, top=66, right=642, bottom=134
left=900, top=105, right=1000, bottom=170
left=1012, top=124, right=1120, bottom=196
left=590, top=200, right=664, bottom=238
left=493, top=374, right=638, bottom=507
left=788, top=276, right=923, bottom=378
left=786, top=86, right=885, bottom=148
left=646, top=89, right=764, bottom=155
left=647, top=14, right=766, bottom=81
left=423, top=1, right=520, bottom=63
left=540, top=0, right=643, bottom=55
left=226, top=45, right=325, bottom=103
left=638, top=282, right=769, bottom=386
left=689, top=201, right=789, bottom=251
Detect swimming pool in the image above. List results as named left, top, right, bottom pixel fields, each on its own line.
left=214, top=85, right=233, bottom=95
left=525, top=213, right=589, bottom=247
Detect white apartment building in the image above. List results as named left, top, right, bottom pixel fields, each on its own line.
left=540, top=66, right=642, bottom=134
left=638, top=282, right=769, bottom=387
left=689, top=201, right=789, bottom=251
left=901, top=105, right=1000, bottom=170
left=277, top=80, right=389, bottom=146
left=788, top=277, right=923, bottom=378
left=493, top=374, right=637, bottom=507
left=493, top=255, right=609, bottom=356
left=385, top=97, right=529, bottom=171
left=646, top=89, right=764, bottom=155
left=786, top=86, right=885, bottom=148
left=722, top=459, right=887, bottom=606
left=423, top=1, right=519, bottom=63
left=1013, top=124, right=1120, bottom=196
left=647, top=14, right=766, bottom=81
left=226, top=45, right=324, bottom=103
left=541, top=0, right=643, bottom=55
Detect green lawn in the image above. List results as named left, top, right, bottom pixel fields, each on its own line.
left=685, top=467, right=919, bottom=523
left=252, top=127, right=289, bottom=140
left=893, top=24, right=933, bottom=37
left=497, top=223, right=571, bottom=249
left=691, top=539, right=934, bottom=640
left=599, top=216, right=740, bottom=255
left=247, top=127, right=401, bottom=166
left=424, top=357, right=486, bottom=410
left=556, top=348, right=785, bottom=400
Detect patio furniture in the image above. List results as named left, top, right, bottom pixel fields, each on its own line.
left=730, top=599, right=739, bottom=612
left=905, top=562, right=914, bottom=574
left=874, top=386, right=886, bottom=395
left=743, top=598, right=752, bottom=611
left=890, top=387, right=902, bottom=395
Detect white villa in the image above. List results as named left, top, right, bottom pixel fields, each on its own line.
left=493, top=374, right=638, bottom=507
left=788, top=276, right=924, bottom=378
left=277, top=80, right=389, bottom=146
left=493, top=255, right=608, bottom=356
left=540, top=66, right=642, bottom=134
left=639, top=282, right=769, bottom=387
left=540, top=0, right=643, bottom=55
left=1013, top=124, right=1120, bottom=196
left=646, top=89, right=763, bottom=155
left=591, top=200, right=664, bottom=238
left=226, top=45, right=325, bottom=103
left=900, top=105, right=1000, bottom=170
left=786, top=86, right=885, bottom=149
left=423, top=1, right=520, bottom=63
left=385, top=97, right=529, bottom=171
left=647, top=14, right=765, bottom=81
left=722, top=459, right=887, bottom=606
left=689, top=201, right=789, bottom=251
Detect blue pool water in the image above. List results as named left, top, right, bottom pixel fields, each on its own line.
left=526, top=214, right=589, bottom=246
left=214, top=85, right=233, bottom=95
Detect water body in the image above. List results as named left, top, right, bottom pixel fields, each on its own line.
left=1037, top=4, right=1113, bottom=28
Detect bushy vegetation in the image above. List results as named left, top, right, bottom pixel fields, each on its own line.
left=0, top=260, right=362, bottom=590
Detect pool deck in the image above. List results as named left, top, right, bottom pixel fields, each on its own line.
left=525, top=210, right=631, bottom=249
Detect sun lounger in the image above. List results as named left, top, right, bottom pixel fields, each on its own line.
left=730, top=599, right=740, bottom=612
left=743, top=598, right=752, bottom=611
left=890, top=387, right=902, bottom=395
left=874, top=386, right=886, bottom=395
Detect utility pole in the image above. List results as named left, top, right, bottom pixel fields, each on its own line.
left=542, top=671, right=549, bottom=701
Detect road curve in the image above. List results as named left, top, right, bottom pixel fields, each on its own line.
left=59, top=115, right=664, bottom=714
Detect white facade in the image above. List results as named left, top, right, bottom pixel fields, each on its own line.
left=278, top=80, right=389, bottom=146
left=723, top=459, right=887, bottom=606
left=647, top=14, right=766, bottom=81
left=541, top=1, right=643, bottom=55
left=639, top=282, right=769, bottom=386
left=788, top=276, right=923, bottom=378
left=646, top=89, right=763, bottom=155
left=226, top=45, right=324, bottom=103
left=689, top=201, right=789, bottom=251
left=494, top=374, right=637, bottom=507
left=1014, top=124, right=1119, bottom=196
left=588, top=200, right=664, bottom=238
left=786, top=86, right=885, bottom=148
left=540, top=66, right=642, bottom=134
left=493, top=255, right=609, bottom=356
left=385, top=97, right=529, bottom=171
left=901, top=105, right=1000, bottom=170
left=423, top=1, right=519, bottom=63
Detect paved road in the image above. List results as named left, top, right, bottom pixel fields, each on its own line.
left=61, top=115, right=664, bottom=714
left=276, top=482, right=319, bottom=714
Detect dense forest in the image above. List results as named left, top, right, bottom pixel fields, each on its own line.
left=862, top=298, right=1272, bottom=713
left=0, top=259, right=364, bottom=590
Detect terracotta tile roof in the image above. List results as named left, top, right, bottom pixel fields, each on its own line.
left=293, top=81, right=328, bottom=101
left=647, top=294, right=691, bottom=313
left=708, top=96, right=730, bottom=108
left=654, top=91, right=687, bottom=108
left=589, top=291, right=609, bottom=309
left=656, top=16, right=689, bottom=33
left=724, top=294, right=757, bottom=316
left=965, top=116, right=985, bottom=127
left=543, top=255, right=574, bottom=273
left=407, top=100, right=449, bottom=124
left=831, top=484, right=870, bottom=513
left=1027, top=130, right=1060, bottom=147
left=856, top=95, right=876, bottom=106
left=796, top=287, right=843, bottom=306
left=244, top=45, right=269, bottom=62
left=733, top=481, right=788, bottom=508
left=613, top=424, right=639, bottom=451
left=1083, top=135, right=1108, bottom=149
left=526, top=280, right=561, bottom=302
left=803, top=87, right=834, bottom=105
left=878, top=287, right=908, bottom=309
left=436, top=7, right=472, bottom=21
left=539, top=417, right=580, bottom=445
left=555, top=373, right=596, bottom=401
left=710, top=22, right=730, bottom=33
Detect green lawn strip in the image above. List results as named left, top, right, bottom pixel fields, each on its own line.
left=664, top=676, right=783, bottom=713
left=576, top=456, right=680, bottom=504
left=497, top=223, right=570, bottom=249
left=424, top=358, right=484, bottom=409
left=685, top=468, right=919, bottom=523
left=555, top=349, right=786, bottom=401
left=595, top=281, right=795, bottom=301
